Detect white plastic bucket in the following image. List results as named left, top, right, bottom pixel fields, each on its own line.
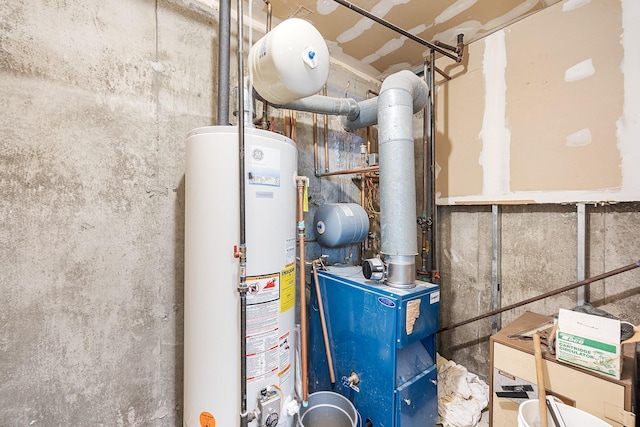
left=518, top=399, right=612, bottom=427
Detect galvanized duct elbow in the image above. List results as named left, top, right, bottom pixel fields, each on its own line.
left=377, top=70, right=428, bottom=287
left=273, top=95, right=360, bottom=120
left=342, top=83, right=427, bottom=131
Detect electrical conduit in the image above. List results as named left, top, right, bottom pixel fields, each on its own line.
left=236, top=0, right=250, bottom=426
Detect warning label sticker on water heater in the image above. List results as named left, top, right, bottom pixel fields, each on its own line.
left=246, top=273, right=280, bottom=382
left=247, top=273, right=280, bottom=305
left=280, top=263, right=295, bottom=313
left=278, top=330, right=292, bottom=385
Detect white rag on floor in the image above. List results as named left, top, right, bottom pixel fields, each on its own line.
left=436, top=353, right=489, bottom=427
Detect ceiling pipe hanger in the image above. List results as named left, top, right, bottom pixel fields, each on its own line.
left=331, top=0, right=464, bottom=63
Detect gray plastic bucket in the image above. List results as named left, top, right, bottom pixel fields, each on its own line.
left=298, top=392, right=358, bottom=427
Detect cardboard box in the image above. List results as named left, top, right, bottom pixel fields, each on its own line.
left=556, top=308, right=640, bottom=380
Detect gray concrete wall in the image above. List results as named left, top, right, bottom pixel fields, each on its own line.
left=1, top=0, right=215, bottom=424
left=435, top=203, right=640, bottom=378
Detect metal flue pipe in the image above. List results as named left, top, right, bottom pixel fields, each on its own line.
left=377, top=70, right=429, bottom=287
left=342, top=93, right=427, bottom=130
left=217, top=0, right=231, bottom=125
left=274, top=71, right=428, bottom=287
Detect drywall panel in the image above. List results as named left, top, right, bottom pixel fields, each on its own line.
left=507, top=0, right=622, bottom=193
left=436, top=0, right=640, bottom=204
left=434, top=55, right=485, bottom=199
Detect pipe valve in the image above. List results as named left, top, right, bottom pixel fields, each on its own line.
left=257, top=388, right=281, bottom=427
left=342, top=371, right=360, bottom=392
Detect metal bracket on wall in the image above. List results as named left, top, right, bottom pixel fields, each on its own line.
left=491, top=204, right=502, bottom=335
left=576, top=203, right=587, bottom=306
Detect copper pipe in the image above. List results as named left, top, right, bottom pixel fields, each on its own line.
left=366, top=127, right=371, bottom=164
left=284, top=110, right=296, bottom=140
left=313, top=112, right=319, bottom=175
left=312, top=261, right=336, bottom=384
left=283, top=111, right=290, bottom=138
left=323, top=85, right=329, bottom=172
left=360, top=142, right=367, bottom=192
left=420, top=59, right=428, bottom=274
left=296, top=177, right=309, bottom=403
left=365, top=89, right=378, bottom=160
left=427, top=49, right=438, bottom=277
left=318, top=165, right=379, bottom=177
left=360, top=175, right=366, bottom=262
left=362, top=87, right=377, bottom=260
left=291, top=110, right=297, bottom=142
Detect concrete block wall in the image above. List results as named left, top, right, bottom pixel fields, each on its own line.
left=436, top=203, right=640, bottom=377
left=1, top=0, right=216, bottom=424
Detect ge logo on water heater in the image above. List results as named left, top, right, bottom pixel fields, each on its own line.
left=252, top=148, right=264, bottom=161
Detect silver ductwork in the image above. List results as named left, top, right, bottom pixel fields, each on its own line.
left=270, top=94, right=360, bottom=120
left=272, top=70, right=428, bottom=287
left=377, top=70, right=428, bottom=287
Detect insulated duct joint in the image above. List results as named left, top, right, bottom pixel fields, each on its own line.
left=384, top=255, right=417, bottom=288
left=272, top=95, right=360, bottom=120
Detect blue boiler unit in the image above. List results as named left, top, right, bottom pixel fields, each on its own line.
left=308, top=265, right=440, bottom=427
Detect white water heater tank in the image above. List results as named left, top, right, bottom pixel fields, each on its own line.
left=184, top=126, right=298, bottom=427
left=249, top=18, right=329, bottom=104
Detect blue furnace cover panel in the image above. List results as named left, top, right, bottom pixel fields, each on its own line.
left=308, top=265, right=440, bottom=427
